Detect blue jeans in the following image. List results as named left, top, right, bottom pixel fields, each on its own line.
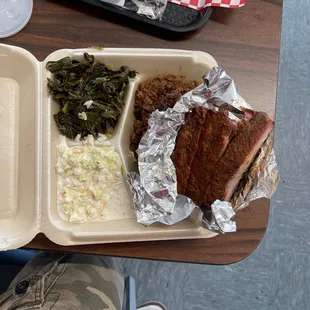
left=0, top=250, right=36, bottom=294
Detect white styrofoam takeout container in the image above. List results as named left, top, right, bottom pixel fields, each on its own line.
left=0, top=44, right=219, bottom=250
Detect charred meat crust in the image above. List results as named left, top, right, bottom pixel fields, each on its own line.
left=185, top=109, right=237, bottom=206
left=173, top=108, right=274, bottom=209
left=203, top=111, right=274, bottom=206
left=172, top=107, right=208, bottom=194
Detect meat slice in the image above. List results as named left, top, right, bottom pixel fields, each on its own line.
left=172, top=108, right=207, bottom=195
left=204, top=111, right=274, bottom=206
left=185, top=110, right=237, bottom=206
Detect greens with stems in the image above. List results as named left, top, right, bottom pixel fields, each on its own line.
left=46, top=53, right=136, bottom=139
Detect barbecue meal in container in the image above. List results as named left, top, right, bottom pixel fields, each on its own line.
left=128, top=67, right=278, bottom=232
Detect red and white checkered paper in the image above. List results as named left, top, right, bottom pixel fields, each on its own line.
left=169, top=0, right=245, bottom=10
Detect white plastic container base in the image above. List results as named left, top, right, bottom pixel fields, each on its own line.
left=0, top=44, right=219, bottom=250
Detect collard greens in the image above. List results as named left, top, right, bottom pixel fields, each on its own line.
left=46, top=53, right=136, bottom=139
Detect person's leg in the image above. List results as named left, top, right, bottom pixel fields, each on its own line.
left=49, top=254, right=124, bottom=310
left=0, top=252, right=124, bottom=309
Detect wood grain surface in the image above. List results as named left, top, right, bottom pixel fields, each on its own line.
left=0, top=0, right=282, bottom=264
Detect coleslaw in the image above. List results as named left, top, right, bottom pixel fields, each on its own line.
left=56, top=134, right=124, bottom=223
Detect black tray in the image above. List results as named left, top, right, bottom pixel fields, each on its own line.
left=80, top=0, right=212, bottom=33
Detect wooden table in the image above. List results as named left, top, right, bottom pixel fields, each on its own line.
left=1, top=0, right=282, bottom=264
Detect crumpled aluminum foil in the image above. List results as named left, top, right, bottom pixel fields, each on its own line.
left=127, top=66, right=279, bottom=234
left=100, top=0, right=168, bottom=20
left=131, top=0, right=168, bottom=19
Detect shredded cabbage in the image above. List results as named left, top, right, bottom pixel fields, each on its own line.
left=56, top=134, right=124, bottom=223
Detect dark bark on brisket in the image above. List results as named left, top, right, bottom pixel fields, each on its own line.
left=203, top=111, right=274, bottom=206
left=185, top=109, right=237, bottom=206
left=172, top=108, right=207, bottom=195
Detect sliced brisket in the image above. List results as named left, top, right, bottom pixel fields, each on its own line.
left=185, top=109, right=237, bottom=206
left=172, top=107, right=207, bottom=195
left=203, top=111, right=274, bottom=206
